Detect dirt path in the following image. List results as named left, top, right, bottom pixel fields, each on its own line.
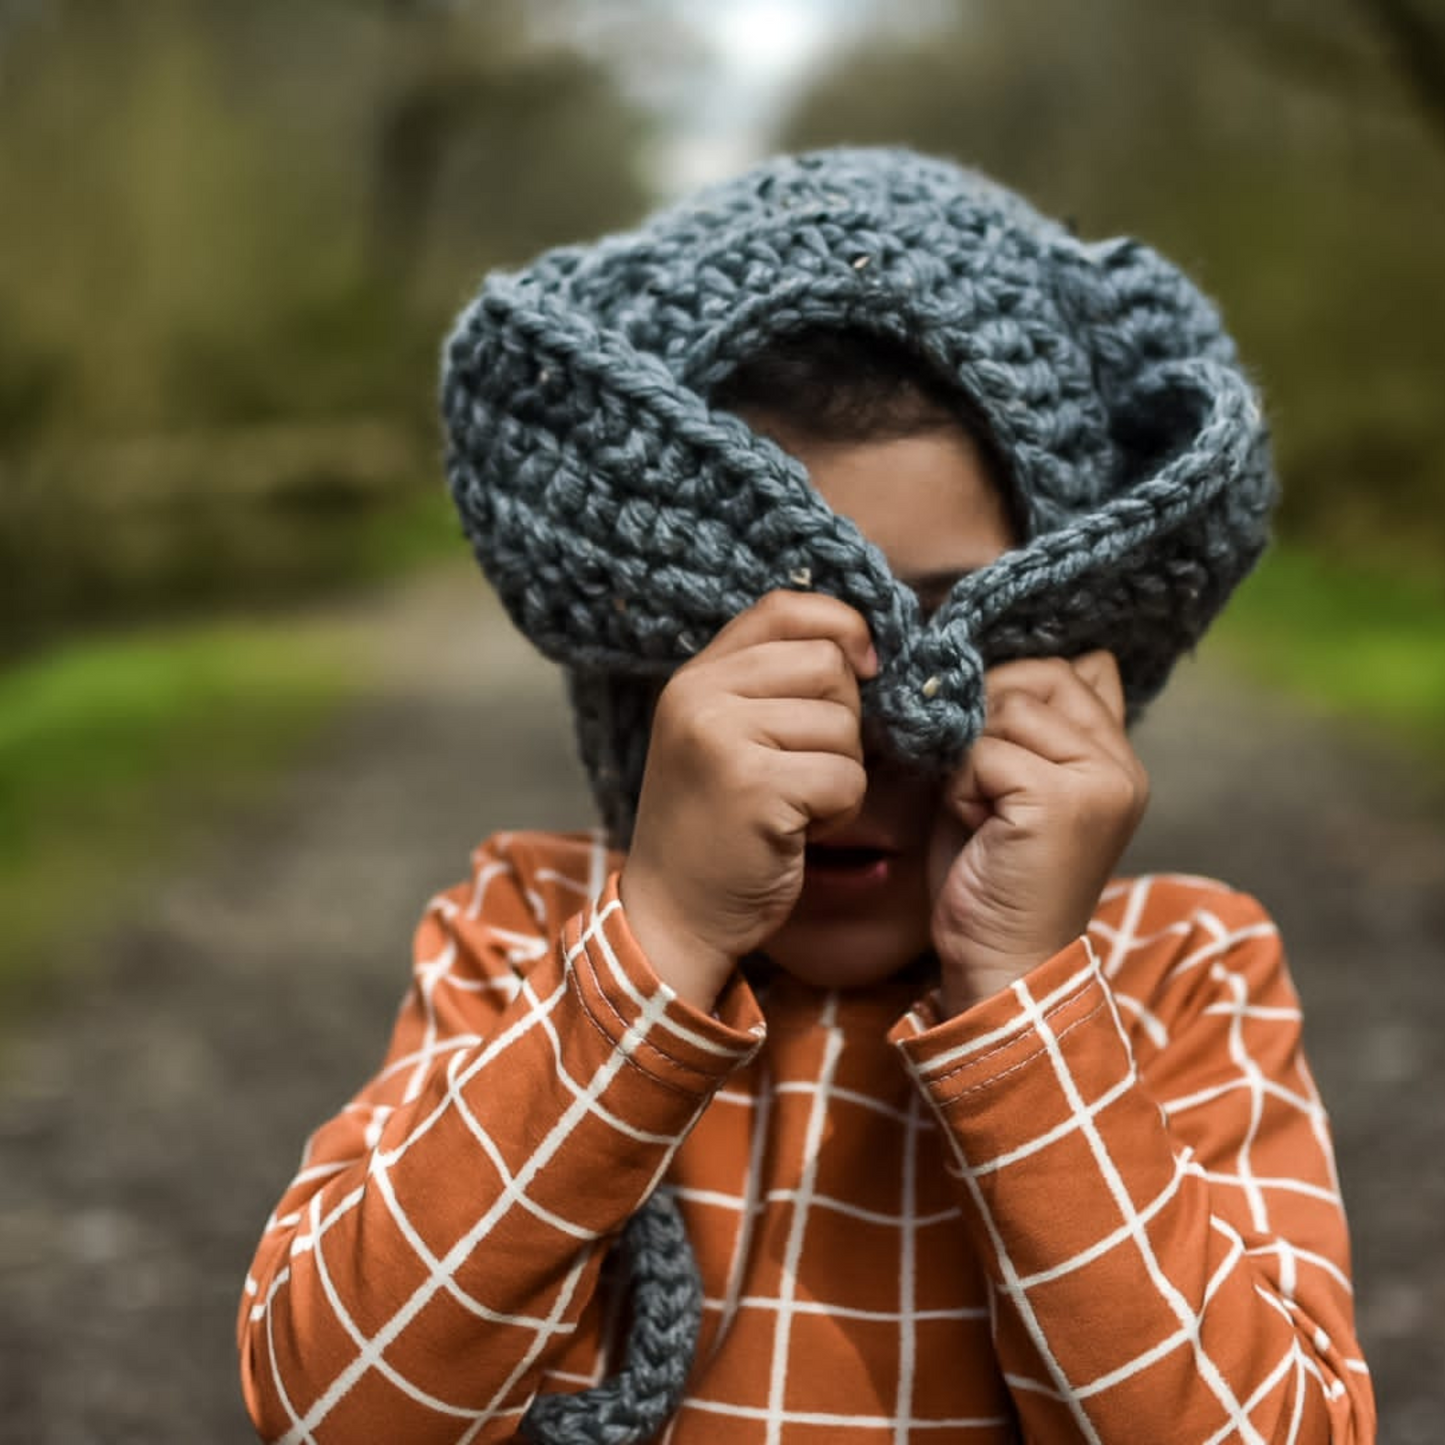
left=1, top=566, right=1440, bottom=1443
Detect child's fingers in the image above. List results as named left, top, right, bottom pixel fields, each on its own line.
left=705, top=589, right=877, bottom=680
left=1068, top=649, right=1127, bottom=722
left=745, top=698, right=864, bottom=763
left=982, top=689, right=1103, bottom=766
left=984, top=683, right=1139, bottom=777
left=981, top=691, right=1149, bottom=819
left=946, top=734, right=1054, bottom=825
left=775, top=752, right=869, bottom=838
left=983, top=652, right=1126, bottom=744
left=713, top=637, right=863, bottom=713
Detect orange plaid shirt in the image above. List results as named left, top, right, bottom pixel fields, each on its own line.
left=239, top=830, right=1374, bottom=1442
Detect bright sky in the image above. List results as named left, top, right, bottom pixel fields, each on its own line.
left=705, top=0, right=837, bottom=85
left=650, top=0, right=877, bottom=194
left=576, top=0, right=947, bottom=196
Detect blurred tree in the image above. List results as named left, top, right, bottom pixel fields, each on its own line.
left=774, top=0, right=1445, bottom=569
left=0, top=0, right=658, bottom=650
left=364, top=0, right=655, bottom=291
left=1211, top=0, right=1445, bottom=147
left=1362, top=0, right=1445, bottom=143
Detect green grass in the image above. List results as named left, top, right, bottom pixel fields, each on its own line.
left=1210, top=543, right=1445, bottom=771
left=0, top=616, right=361, bottom=1004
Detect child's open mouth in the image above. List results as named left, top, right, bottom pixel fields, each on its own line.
left=805, top=844, right=890, bottom=870
left=802, top=843, right=896, bottom=898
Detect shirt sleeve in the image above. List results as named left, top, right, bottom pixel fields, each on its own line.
left=888, top=877, right=1375, bottom=1444
left=237, top=831, right=764, bottom=1444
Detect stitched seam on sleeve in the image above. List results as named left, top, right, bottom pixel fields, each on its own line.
left=920, top=977, right=1102, bottom=1081
left=594, top=906, right=761, bottom=1065
left=932, top=998, right=1109, bottom=1098
left=569, top=925, right=733, bottom=1097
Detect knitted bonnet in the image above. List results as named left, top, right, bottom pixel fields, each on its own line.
left=443, top=146, right=1276, bottom=851
left=440, top=147, right=1277, bottom=1440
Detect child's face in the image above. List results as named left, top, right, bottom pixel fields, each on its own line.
left=741, top=412, right=1018, bottom=991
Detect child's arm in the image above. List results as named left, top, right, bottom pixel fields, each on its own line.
left=910, top=651, right=1372, bottom=1439
left=621, top=587, right=878, bottom=1007
left=891, top=880, right=1375, bottom=1442
left=236, top=831, right=763, bottom=1444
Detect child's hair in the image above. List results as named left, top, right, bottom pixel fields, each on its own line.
left=713, top=326, right=962, bottom=439
left=710, top=325, right=1028, bottom=543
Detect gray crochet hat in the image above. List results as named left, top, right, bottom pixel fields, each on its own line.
left=440, top=147, right=1277, bottom=1441
left=443, top=146, right=1276, bottom=850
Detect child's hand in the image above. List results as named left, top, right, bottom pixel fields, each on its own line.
left=619, top=590, right=877, bottom=1010
left=927, top=651, right=1149, bottom=1014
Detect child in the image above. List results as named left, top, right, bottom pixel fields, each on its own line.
left=238, top=148, right=1375, bottom=1442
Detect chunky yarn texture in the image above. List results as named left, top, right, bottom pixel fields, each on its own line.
left=440, top=146, right=1278, bottom=1441
left=443, top=146, right=1277, bottom=848
left=519, top=1190, right=701, bottom=1444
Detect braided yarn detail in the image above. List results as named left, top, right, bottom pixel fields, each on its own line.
left=520, top=1191, right=702, bottom=1444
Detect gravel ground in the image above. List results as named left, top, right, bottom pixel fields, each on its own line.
left=0, top=566, right=1440, bottom=1443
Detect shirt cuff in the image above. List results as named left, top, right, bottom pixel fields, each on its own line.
left=888, top=937, right=1131, bottom=1118
left=563, top=871, right=766, bottom=1098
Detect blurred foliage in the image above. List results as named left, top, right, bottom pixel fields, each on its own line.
left=1211, top=544, right=1445, bottom=772
left=776, top=0, right=1445, bottom=571
left=0, top=0, right=655, bottom=654
left=0, top=612, right=360, bottom=1004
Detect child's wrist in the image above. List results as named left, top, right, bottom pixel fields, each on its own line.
left=934, top=939, right=1063, bottom=1017
left=617, top=866, right=736, bottom=1012
left=938, top=961, right=1034, bottom=1017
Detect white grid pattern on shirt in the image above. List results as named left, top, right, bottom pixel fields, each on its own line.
left=894, top=876, right=1367, bottom=1439
left=703, top=1054, right=774, bottom=1365
left=680, top=1397, right=1013, bottom=1431
left=894, top=1086, right=924, bottom=1444
left=675, top=1182, right=961, bottom=1229
left=668, top=995, right=1003, bottom=1437
left=244, top=852, right=1371, bottom=1442
left=764, top=992, right=843, bottom=1445
left=912, top=884, right=1345, bottom=1240
left=1020, top=963, right=1262, bottom=1439
left=699, top=1295, right=989, bottom=1325
left=264, top=881, right=729, bottom=1443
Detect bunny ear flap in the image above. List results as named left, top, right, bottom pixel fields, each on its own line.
left=443, top=276, right=778, bottom=675
left=444, top=281, right=770, bottom=671
left=442, top=275, right=902, bottom=678
left=931, top=236, right=1280, bottom=720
